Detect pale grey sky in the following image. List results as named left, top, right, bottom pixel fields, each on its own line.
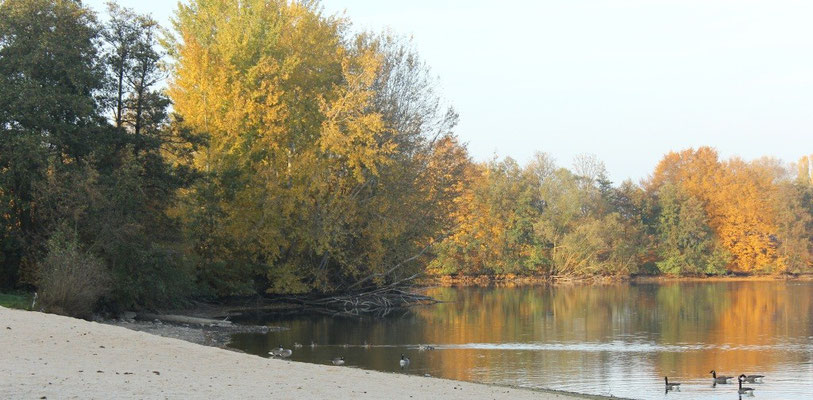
left=86, top=0, right=813, bottom=182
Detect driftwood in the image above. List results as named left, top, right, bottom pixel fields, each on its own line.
left=281, top=286, right=438, bottom=316
left=137, top=313, right=233, bottom=327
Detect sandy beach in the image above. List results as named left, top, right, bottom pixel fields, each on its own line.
left=0, top=307, right=599, bottom=400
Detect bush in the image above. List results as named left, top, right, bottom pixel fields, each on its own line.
left=37, top=227, right=110, bottom=319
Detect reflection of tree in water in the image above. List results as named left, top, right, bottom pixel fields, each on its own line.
left=229, top=282, right=813, bottom=394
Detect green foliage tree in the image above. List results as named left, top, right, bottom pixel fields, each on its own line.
left=0, top=0, right=105, bottom=288
left=1, top=0, right=197, bottom=311
left=655, top=184, right=728, bottom=275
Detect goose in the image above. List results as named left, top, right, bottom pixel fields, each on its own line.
left=332, top=357, right=345, bottom=366
left=710, top=370, right=733, bottom=384
left=270, top=345, right=292, bottom=358
left=737, top=375, right=755, bottom=395
left=293, top=342, right=303, bottom=349
left=742, top=374, right=764, bottom=383
left=310, top=341, right=317, bottom=349
left=664, top=376, right=681, bottom=391
left=399, top=354, right=410, bottom=368
left=363, top=341, right=371, bottom=349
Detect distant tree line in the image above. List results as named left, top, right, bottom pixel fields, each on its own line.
left=431, top=150, right=813, bottom=277
left=1, top=0, right=811, bottom=315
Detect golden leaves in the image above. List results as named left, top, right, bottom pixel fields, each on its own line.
left=650, top=148, right=782, bottom=272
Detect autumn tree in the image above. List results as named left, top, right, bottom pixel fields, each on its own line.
left=169, top=0, right=463, bottom=295
left=649, top=148, right=783, bottom=273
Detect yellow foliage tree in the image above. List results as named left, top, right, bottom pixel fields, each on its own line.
left=650, top=148, right=782, bottom=272
left=168, top=0, right=463, bottom=294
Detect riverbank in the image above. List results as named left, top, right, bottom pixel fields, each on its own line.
left=422, top=272, right=813, bottom=287
left=0, top=307, right=606, bottom=400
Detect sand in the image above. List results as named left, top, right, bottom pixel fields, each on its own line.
left=0, top=307, right=597, bottom=400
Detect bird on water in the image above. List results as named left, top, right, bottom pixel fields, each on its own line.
left=664, top=376, right=681, bottom=391
left=710, top=370, right=733, bottom=384
left=399, top=354, right=410, bottom=368
left=737, top=374, right=755, bottom=395
left=270, top=345, right=292, bottom=358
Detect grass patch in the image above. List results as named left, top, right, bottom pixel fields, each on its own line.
left=0, top=292, right=33, bottom=310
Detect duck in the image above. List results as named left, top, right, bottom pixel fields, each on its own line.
left=399, top=354, right=410, bottom=368
left=737, top=375, right=755, bottom=395
left=270, top=345, right=292, bottom=358
left=710, top=370, right=733, bottom=384
left=742, top=374, right=764, bottom=383
left=332, top=356, right=345, bottom=366
left=664, top=376, right=681, bottom=391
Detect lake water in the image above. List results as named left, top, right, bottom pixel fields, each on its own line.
left=228, top=281, right=813, bottom=399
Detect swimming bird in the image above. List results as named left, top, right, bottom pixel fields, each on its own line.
left=332, top=357, right=345, bottom=366
left=363, top=341, right=371, bottom=349
left=417, top=344, right=435, bottom=351
left=270, top=345, right=292, bottom=358
left=310, top=341, right=317, bottom=348
left=293, top=342, right=303, bottom=349
left=664, top=377, right=681, bottom=391
left=742, top=374, right=764, bottom=383
left=399, top=354, right=410, bottom=368
left=710, top=370, right=733, bottom=384
left=738, top=375, right=755, bottom=395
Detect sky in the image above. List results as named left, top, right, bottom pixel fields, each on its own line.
left=85, top=0, right=813, bottom=183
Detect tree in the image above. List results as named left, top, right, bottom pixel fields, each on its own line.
left=655, top=183, right=727, bottom=275
left=429, top=158, right=543, bottom=275
left=0, top=0, right=105, bottom=288
left=650, top=148, right=781, bottom=272
left=169, top=0, right=464, bottom=295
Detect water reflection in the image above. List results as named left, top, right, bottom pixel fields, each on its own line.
left=229, top=281, right=813, bottom=399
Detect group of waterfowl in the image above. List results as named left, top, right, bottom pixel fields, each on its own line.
left=664, top=370, right=765, bottom=396
left=268, top=343, right=415, bottom=369
left=273, top=344, right=768, bottom=396
left=268, top=345, right=293, bottom=358
left=332, top=354, right=411, bottom=368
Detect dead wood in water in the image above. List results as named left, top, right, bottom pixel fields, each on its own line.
left=281, top=286, right=438, bottom=316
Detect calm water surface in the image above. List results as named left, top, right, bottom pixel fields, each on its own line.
left=229, top=281, right=813, bottom=399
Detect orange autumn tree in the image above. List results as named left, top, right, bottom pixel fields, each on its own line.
left=650, top=147, right=781, bottom=272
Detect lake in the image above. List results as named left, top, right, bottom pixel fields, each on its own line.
left=228, top=281, right=813, bottom=399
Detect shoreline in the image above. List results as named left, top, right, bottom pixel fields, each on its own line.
left=0, top=306, right=616, bottom=400
left=420, top=272, right=813, bottom=287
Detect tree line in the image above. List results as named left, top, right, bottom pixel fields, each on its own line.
left=432, top=150, right=813, bottom=277
left=1, top=0, right=811, bottom=314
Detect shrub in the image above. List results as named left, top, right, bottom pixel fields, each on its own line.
left=37, top=226, right=110, bottom=319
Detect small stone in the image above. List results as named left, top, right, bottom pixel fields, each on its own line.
left=152, top=371, right=160, bottom=375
